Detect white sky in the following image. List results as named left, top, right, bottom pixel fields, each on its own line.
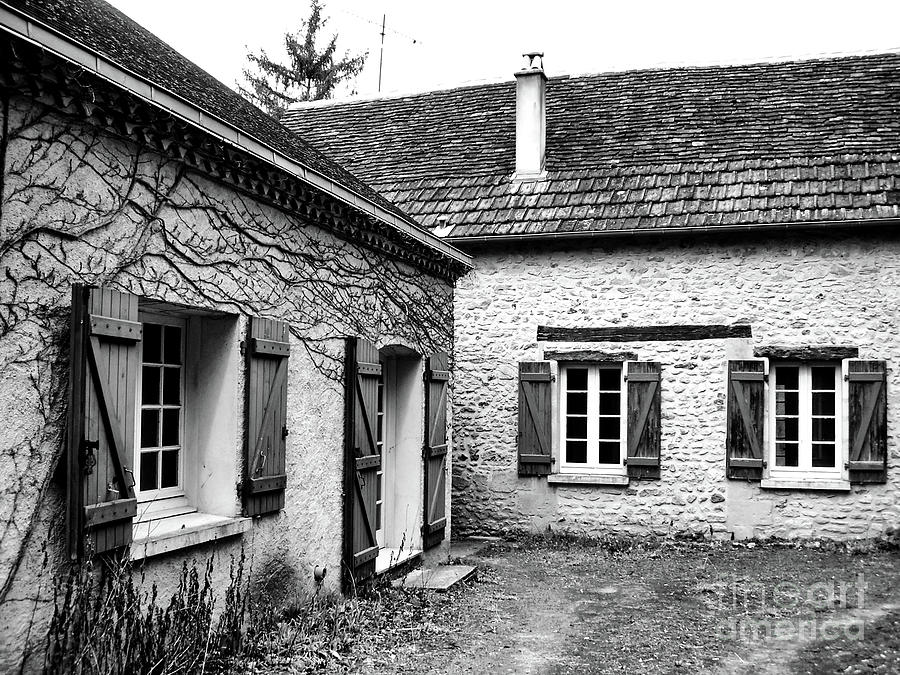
left=107, top=0, right=900, bottom=99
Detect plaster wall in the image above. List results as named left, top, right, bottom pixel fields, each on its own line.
left=0, top=94, right=454, bottom=671
left=452, top=231, right=900, bottom=541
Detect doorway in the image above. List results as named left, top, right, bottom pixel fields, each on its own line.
left=375, top=346, right=424, bottom=572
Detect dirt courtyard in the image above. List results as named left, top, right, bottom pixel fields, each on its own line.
left=344, top=537, right=900, bottom=674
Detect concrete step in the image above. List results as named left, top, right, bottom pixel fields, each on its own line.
left=393, top=564, right=477, bottom=592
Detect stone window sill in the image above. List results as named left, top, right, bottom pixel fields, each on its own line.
left=760, top=478, right=851, bottom=492
left=131, top=513, right=251, bottom=561
left=547, top=473, right=629, bottom=486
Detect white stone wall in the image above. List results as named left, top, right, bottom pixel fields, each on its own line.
left=452, top=233, right=900, bottom=541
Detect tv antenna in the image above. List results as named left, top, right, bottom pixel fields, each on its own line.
left=378, top=14, right=386, bottom=92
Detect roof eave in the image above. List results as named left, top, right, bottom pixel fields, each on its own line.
left=0, top=3, right=472, bottom=270
left=444, top=217, right=900, bottom=247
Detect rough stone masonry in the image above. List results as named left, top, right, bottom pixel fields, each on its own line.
left=451, top=230, right=900, bottom=541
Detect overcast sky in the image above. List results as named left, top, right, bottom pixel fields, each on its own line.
left=107, top=0, right=900, bottom=99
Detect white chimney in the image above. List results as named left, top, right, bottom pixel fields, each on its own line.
left=514, top=51, right=547, bottom=179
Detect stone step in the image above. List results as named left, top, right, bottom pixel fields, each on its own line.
left=393, top=564, right=477, bottom=592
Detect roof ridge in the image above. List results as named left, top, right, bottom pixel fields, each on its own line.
left=286, top=48, right=900, bottom=113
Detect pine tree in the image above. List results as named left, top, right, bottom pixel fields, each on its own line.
left=238, top=0, right=367, bottom=119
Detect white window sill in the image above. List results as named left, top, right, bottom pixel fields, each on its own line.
left=548, top=473, right=629, bottom=486
left=131, top=513, right=251, bottom=561
left=760, top=478, right=851, bottom=492
left=376, top=547, right=422, bottom=575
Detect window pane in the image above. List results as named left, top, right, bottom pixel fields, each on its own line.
left=566, top=416, right=587, bottom=439
left=775, top=366, right=799, bottom=390
left=599, top=393, right=620, bottom=415
left=139, top=451, right=158, bottom=491
left=775, top=391, right=798, bottom=416
left=566, top=440, right=587, bottom=463
left=161, top=409, right=180, bottom=447
left=567, top=392, right=587, bottom=415
left=811, top=392, right=835, bottom=416
left=775, top=418, right=798, bottom=442
left=812, top=417, right=835, bottom=442
left=143, top=324, right=162, bottom=363
left=140, top=409, right=159, bottom=448
left=811, top=366, right=835, bottom=391
left=567, top=368, right=588, bottom=390
left=598, top=369, right=620, bottom=391
left=776, top=443, right=799, bottom=467
left=598, top=441, right=620, bottom=464
left=812, top=443, right=836, bottom=468
left=163, top=326, right=182, bottom=365
left=162, top=367, right=181, bottom=405
left=160, top=450, right=179, bottom=488
left=142, top=366, right=160, bottom=405
left=598, top=416, right=620, bottom=440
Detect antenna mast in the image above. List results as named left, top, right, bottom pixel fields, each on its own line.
left=377, top=14, right=386, bottom=92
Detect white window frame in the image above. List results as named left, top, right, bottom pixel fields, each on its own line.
left=767, top=361, right=843, bottom=479
left=134, top=312, right=188, bottom=506
left=558, top=363, right=626, bottom=475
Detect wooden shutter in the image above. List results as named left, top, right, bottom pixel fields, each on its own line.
left=847, top=360, right=888, bottom=483
left=423, top=352, right=449, bottom=549
left=343, top=338, right=381, bottom=587
left=244, top=317, right=290, bottom=516
left=66, top=285, right=141, bottom=557
left=518, top=361, right=553, bottom=476
left=625, top=361, right=661, bottom=479
left=726, top=360, right=766, bottom=480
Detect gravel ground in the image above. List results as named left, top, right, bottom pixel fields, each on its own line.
left=343, top=537, right=900, bottom=675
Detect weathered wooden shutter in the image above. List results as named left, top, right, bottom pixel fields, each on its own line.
left=244, top=317, right=290, bottom=516
left=66, top=285, right=141, bottom=557
left=423, top=352, right=449, bottom=549
left=343, top=338, right=381, bottom=586
left=625, top=361, right=661, bottom=479
left=847, top=360, right=888, bottom=484
left=518, top=361, right=553, bottom=476
left=726, top=360, right=766, bottom=480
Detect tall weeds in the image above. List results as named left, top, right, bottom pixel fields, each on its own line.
left=44, top=549, right=263, bottom=674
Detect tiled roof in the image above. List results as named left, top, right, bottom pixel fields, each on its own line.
left=2, top=0, right=409, bottom=223
left=282, top=53, right=900, bottom=238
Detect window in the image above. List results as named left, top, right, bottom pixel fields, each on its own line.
left=131, top=308, right=242, bottom=521
left=559, top=364, right=625, bottom=473
left=770, top=362, right=841, bottom=475
left=137, top=318, right=185, bottom=498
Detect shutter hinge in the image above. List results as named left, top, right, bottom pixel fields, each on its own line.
left=81, top=439, right=99, bottom=475
left=762, top=460, right=768, bottom=469
left=282, top=426, right=289, bottom=439
left=239, top=340, right=245, bottom=357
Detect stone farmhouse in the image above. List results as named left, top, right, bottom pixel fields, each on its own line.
left=284, top=51, right=900, bottom=542
left=0, top=0, right=471, bottom=668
